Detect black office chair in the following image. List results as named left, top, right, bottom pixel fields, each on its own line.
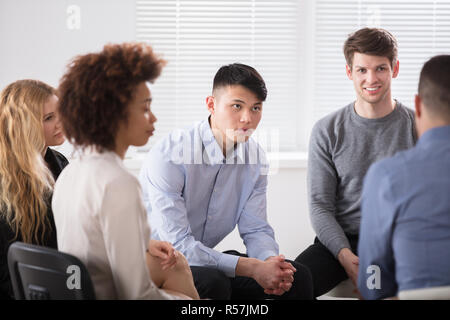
left=7, top=241, right=95, bottom=300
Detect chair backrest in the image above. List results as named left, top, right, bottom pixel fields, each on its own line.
left=399, top=286, right=450, bottom=300
left=7, top=241, right=95, bottom=300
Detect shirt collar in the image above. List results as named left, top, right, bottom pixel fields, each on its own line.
left=417, top=125, right=450, bottom=147
left=199, top=117, right=247, bottom=165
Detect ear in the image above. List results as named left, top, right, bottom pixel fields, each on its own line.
left=415, top=94, right=422, bottom=119
left=345, top=64, right=353, bottom=80
left=392, top=60, right=400, bottom=78
left=206, top=96, right=215, bottom=115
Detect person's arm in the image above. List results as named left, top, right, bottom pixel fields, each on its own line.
left=308, top=122, right=352, bottom=257
left=139, top=149, right=239, bottom=277
left=236, top=173, right=279, bottom=261
left=99, top=174, right=176, bottom=300
left=357, top=162, right=397, bottom=300
left=235, top=171, right=295, bottom=295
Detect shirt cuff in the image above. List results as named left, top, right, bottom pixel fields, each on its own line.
left=255, top=250, right=279, bottom=262
left=218, top=253, right=240, bottom=278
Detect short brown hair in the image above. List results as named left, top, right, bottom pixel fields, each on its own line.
left=418, top=55, right=450, bottom=120
left=58, top=42, right=166, bottom=152
left=343, top=27, right=398, bottom=69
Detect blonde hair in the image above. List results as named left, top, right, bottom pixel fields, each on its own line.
left=0, top=79, right=56, bottom=244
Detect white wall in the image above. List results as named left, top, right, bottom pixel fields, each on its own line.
left=215, top=167, right=316, bottom=260
left=0, top=0, right=317, bottom=260
left=0, top=0, right=135, bottom=89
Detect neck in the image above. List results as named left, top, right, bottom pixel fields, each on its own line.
left=114, top=140, right=128, bottom=160
left=209, top=116, right=236, bottom=156
left=355, top=96, right=396, bottom=119
left=417, top=117, right=450, bottom=139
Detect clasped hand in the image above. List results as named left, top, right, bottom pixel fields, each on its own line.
left=254, top=255, right=296, bottom=296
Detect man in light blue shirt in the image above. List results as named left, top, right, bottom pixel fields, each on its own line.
left=358, top=55, right=450, bottom=299
left=139, top=63, right=313, bottom=299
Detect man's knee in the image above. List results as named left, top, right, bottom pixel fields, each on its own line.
left=191, top=266, right=231, bottom=299
left=287, top=261, right=314, bottom=300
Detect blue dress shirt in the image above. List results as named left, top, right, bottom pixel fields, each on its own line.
left=139, top=118, right=278, bottom=277
left=358, top=125, right=450, bottom=299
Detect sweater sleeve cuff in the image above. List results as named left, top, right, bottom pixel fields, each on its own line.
left=328, top=239, right=352, bottom=259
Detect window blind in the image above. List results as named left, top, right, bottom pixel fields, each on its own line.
left=134, top=0, right=302, bottom=154
left=313, top=0, right=450, bottom=122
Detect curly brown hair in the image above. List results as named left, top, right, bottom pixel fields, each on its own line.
left=58, top=42, right=166, bottom=152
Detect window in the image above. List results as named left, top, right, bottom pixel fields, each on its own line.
left=313, top=0, right=450, bottom=122
left=133, top=0, right=302, bottom=155
left=131, top=0, right=450, bottom=158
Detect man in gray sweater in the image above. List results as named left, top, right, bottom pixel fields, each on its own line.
left=295, top=28, right=417, bottom=298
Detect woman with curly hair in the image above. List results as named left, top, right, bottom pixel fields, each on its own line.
left=53, top=42, right=199, bottom=300
left=0, top=79, right=68, bottom=299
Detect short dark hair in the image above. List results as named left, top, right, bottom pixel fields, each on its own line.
left=213, top=63, right=267, bottom=101
left=343, top=27, right=398, bottom=69
left=418, top=55, right=450, bottom=120
left=58, top=42, right=166, bottom=152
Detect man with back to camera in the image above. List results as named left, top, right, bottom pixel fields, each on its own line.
left=294, top=27, right=417, bottom=298
left=139, top=63, right=313, bottom=300
left=358, top=55, right=450, bottom=300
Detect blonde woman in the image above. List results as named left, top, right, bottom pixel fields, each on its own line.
left=0, top=79, right=68, bottom=299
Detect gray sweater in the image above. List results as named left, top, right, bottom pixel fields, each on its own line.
left=307, top=101, right=417, bottom=258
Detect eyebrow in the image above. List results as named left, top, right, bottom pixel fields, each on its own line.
left=232, top=99, right=262, bottom=105
left=142, top=98, right=152, bottom=103
left=43, top=112, right=54, bottom=117
left=355, top=64, right=388, bottom=69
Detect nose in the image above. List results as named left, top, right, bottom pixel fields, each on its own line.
left=150, top=111, right=157, bottom=124
left=55, top=112, right=62, bottom=129
left=240, top=109, right=252, bottom=124
left=366, top=70, right=378, bottom=84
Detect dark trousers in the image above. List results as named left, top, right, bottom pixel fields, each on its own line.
left=190, top=250, right=313, bottom=300
left=294, top=235, right=359, bottom=298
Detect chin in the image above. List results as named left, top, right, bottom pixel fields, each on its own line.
left=50, top=138, right=65, bottom=147
left=235, top=137, right=248, bottom=144
left=133, top=138, right=150, bottom=147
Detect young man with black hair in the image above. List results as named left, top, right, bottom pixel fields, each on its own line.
left=139, top=63, right=313, bottom=300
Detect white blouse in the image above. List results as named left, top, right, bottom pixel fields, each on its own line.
left=52, top=150, right=175, bottom=300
